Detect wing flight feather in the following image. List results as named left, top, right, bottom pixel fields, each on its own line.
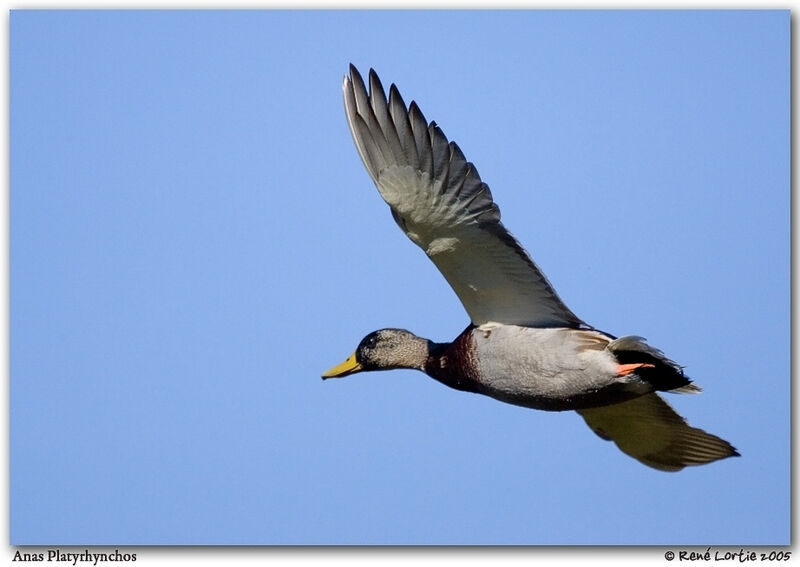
left=577, top=393, right=740, bottom=471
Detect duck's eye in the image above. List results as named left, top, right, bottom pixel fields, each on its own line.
left=360, top=334, right=378, bottom=352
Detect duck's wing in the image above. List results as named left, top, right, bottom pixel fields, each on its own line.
left=577, top=393, right=739, bottom=471
left=342, top=65, right=584, bottom=328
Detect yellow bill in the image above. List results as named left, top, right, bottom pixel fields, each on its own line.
left=321, top=352, right=362, bottom=379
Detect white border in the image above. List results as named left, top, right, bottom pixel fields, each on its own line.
left=3, top=4, right=794, bottom=566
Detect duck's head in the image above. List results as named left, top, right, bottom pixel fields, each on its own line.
left=322, top=328, right=430, bottom=379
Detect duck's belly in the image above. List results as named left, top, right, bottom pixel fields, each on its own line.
left=466, top=326, right=645, bottom=411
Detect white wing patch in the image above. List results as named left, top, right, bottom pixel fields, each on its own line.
left=426, top=237, right=460, bottom=256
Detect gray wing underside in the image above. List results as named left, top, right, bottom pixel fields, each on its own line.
left=577, top=393, right=740, bottom=471
left=342, top=65, right=584, bottom=328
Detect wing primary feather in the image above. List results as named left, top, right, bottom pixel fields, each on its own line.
left=367, top=69, right=406, bottom=168
left=429, top=123, right=451, bottom=190
left=348, top=66, right=394, bottom=168
left=457, top=162, right=490, bottom=212
left=459, top=181, right=493, bottom=217
left=342, top=74, right=376, bottom=179
left=388, top=84, right=420, bottom=169
left=445, top=142, right=469, bottom=197
left=408, top=101, right=433, bottom=177
left=351, top=114, right=389, bottom=177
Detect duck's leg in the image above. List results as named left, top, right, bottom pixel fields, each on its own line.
left=617, top=362, right=655, bottom=377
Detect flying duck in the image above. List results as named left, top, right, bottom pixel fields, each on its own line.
left=323, top=64, right=739, bottom=472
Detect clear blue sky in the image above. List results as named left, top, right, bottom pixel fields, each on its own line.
left=10, top=10, right=789, bottom=545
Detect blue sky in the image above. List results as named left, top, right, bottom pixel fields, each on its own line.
left=10, top=10, right=789, bottom=545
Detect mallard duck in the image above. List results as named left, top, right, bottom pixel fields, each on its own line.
left=323, top=65, right=739, bottom=472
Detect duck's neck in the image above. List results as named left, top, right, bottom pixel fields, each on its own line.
left=399, top=335, right=439, bottom=371
left=424, top=336, right=480, bottom=394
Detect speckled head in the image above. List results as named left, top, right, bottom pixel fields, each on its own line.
left=321, top=329, right=430, bottom=379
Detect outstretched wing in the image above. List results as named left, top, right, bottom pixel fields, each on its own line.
left=577, top=393, right=740, bottom=471
left=342, top=65, right=584, bottom=328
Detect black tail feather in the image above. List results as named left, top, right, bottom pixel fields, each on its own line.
left=608, top=336, right=694, bottom=393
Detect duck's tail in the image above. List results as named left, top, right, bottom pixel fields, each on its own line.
left=582, top=336, right=739, bottom=471
left=607, top=335, right=699, bottom=394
